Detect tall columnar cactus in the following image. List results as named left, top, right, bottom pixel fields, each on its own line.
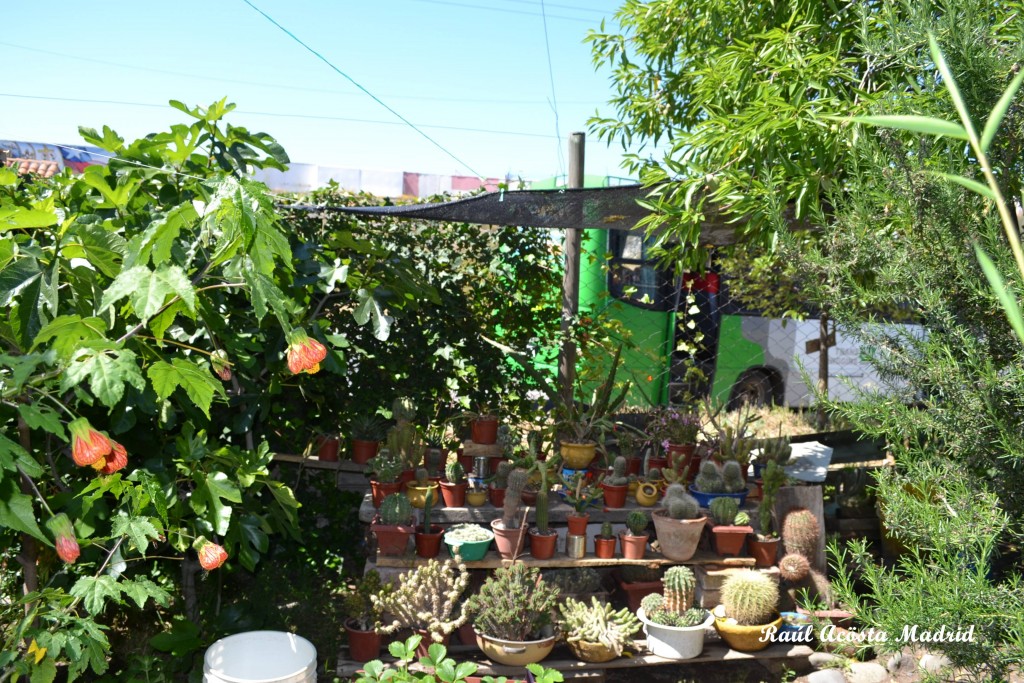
left=721, top=571, right=780, bottom=626
left=626, top=510, right=649, bottom=536
left=379, top=493, right=412, bottom=526
left=502, top=468, right=529, bottom=528
left=422, top=477, right=434, bottom=532
left=445, top=461, right=465, bottom=484
left=710, top=497, right=740, bottom=526
left=392, top=396, right=417, bottom=422
left=782, top=508, right=820, bottom=558
left=695, top=461, right=725, bottom=493
left=778, top=553, right=811, bottom=582
left=494, top=461, right=512, bottom=489
left=606, top=456, right=629, bottom=486
left=372, top=555, right=469, bottom=642
left=662, top=566, right=696, bottom=613
left=535, top=462, right=550, bottom=534
left=758, top=460, right=785, bottom=537
left=600, top=521, right=614, bottom=539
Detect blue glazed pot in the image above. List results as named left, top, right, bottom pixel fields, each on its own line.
left=688, top=485, right=749, bottom=509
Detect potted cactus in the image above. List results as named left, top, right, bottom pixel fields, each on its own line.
left=466, top=405, right=499, bottom=444
left=637, top=566, right=713, bottom=660
left=689, top=460, right=749, bottom=507
left=372, top=493, right=414, bottom=556
left=562, top=472, right=603, bottom=535
left=593, top=521, right=617, bottom=559
left=372, top=554, right=469, bottom=654
left=488, top=460, right=512, bottom=508
left=528, top=459, right=558, bottom=560
left=713, top=570, right=782, bottom=652
left=415, top=477, right=444, bottom=558
left=600, top=456, right=630, bottom=508
left=440, top=461, right=468, bottom=507
left=559, top=597, right=641, bottom=662
left=613, top=565, right=663, bottom=612
left=367, top=449, right=403, bottom=507
left=465, top=563, right=560, bottom=665
left=709, top=497, right=753, bottom=557
left=651, top=484, right=707, bottom=561
left=749, top=460, right=785, bottom=567
left=635, top=466, right=662, bottom=507
left=490, top=467, right=529, bottom=559
left=342, top=570, right=391, bottom=662
left=620, top=509, right=649, bottom=559
left=406, top=467, right=439, bottom=509
left=350, top=414, right=387, bottom=464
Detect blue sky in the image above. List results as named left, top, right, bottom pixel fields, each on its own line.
left=1, top=0, right=649, bottom=181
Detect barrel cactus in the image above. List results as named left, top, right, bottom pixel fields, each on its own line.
left=710, top=497, right=739, bottom=526
left=662, top=566, right=696, bottom=613
left=626, top=510, right=649, bottom=536
left=600, top=521, right=614, bottom=539
left=445, top=461, right=465, bottom=484
left=721, top=460, right=745, bottom=492
left=721, top=571, right=779, bottom=626
left=379, top=492, right=412, bottom=526
left=666, top=495, right=700, bottom=520
left=778, top=553, right=811, bottom=582
left=782, top=508, right=820, bottom=558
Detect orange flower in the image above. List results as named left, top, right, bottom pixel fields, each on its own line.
left=286, top=330, right=327, bottom=375
left=198, top=541, right=228, bottom=570
left=99, top=440, right=128, bottom=475
left=46, top=513, right=80, bottom=564
left=68, top=418, right=112, bottom=467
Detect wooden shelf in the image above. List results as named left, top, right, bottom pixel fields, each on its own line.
left=272, top=453, right=369, bottom=472
left=375, top=549, right=756, bottom=570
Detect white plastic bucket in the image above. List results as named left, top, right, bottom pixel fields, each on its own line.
left=203, top=631, right=316, bottom=683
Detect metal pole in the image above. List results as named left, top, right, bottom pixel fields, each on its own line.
left=559, top=132, right=585, bottom=407
left=817, top=311, right=829, bottom=429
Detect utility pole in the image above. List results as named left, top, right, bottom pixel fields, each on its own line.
left=558, top=132, right=585, bottom=407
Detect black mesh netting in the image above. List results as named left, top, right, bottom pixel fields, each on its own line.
left=286, top=184, right=651, bottom=231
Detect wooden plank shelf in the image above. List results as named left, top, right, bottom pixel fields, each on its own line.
left=374, top=549, right=756, bottom=570
left=272, top=453, right=369, bottom=472
left=336, top=638, right=813, bottom=678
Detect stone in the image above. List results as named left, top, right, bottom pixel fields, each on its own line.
left=808, top=652, right=843, bottom=669
left=886, top=652, right=903, bottom=674
left=919, top=652, right=953, bottom=674
left=846, top=661, right=888, bottom=683
left=694, top=586, right=720, bottom=609
left=807, top=669, right=847, bottom=683
left=696, top=566, right=751, bottom=590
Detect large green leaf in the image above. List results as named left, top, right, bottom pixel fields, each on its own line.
left=0, top=256, right=42, bottom=308
left=0, top=207, right=59, bottom=230
left=975, top=244, right=1024, bottom=344
left=245, top=271, right=288, bottom=322
left=851, top=115, right=968, bottom=140
left=354, top=289, right=393, bottom=341
left=149, top=617, right=202, bottom=656
left=119, top=576, right=171, bottom=609
left=190, top=471, right=241, bottom=535
left=69, top=575, right=121, bottom=615
left=99, top=264, right=196, bottom=322
left=111, top=513, right=161, bottom=557
left=62, top=223, right=128, bottom=279
left=61, top=347, right=146, bottom=408
left=132, top=202, right=199, bottom=267
left=147, top=358, right=223, bottom=418
left=0, top=477, right=48, bottom=544
left=0, top=433, right=45, bottom=478
left=17, top=403, right=66, bottom=440
left=33, top=314, right=108, bottom=360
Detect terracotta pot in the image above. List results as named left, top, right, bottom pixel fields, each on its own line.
left=560, top=441, right=597, bottom=469
left=316, top=435, right=340, bottom=462
left=370, top=480, right=401, bottom=508
left=625, top=456, right=643, bottom=476
left=612, top=570, right=662, bottom=612
left=440, top=480, right=468, bottom=507
left=372, top=523, right=414, bottom=556
left=456, top=449, right=473, bottom=473
left=651, top=510, right=707, bottom=562
left=748, top=536, right=781, bottom=568
left=711, top=525, right=753, bottom=556
left=490, top=519, right=526, bottom=560
left=796, top=607, right=856, bottom=629
left=520, top=489, right=538, bottom=506
left=528, top=528, right=557, bottom=559
left=488, top=484, right=506, bottom=508
left=647, top=456, right=668, bottom=472
left=397, top=468, right=416, bottom=491
left=345, top=620, right=381, bottom=663
left=665, top=443, right=697, bottom=481
left=457, top=623, right=479, bottom=649
left=566, top=513, right=589, bottom=536
left=601, top=482, right=628, bottom=509
left=619, top=531, right=648, bottom=559
left=470, top=417, right=499, bottom=444
left=415, top=526, right=444, bottom=558
left=593, top=535, right=616, bottom=559
left=415, top=630, right=450, bottom=658
left=351, top=439, right=379, bottom=465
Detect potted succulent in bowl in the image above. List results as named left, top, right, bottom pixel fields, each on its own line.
left=651, top=484, right=707, bottom=561
left=713, top=571, right=783, bottom=652
left=465, top=563, right=561, bottom=666
left=600, top=456, right=630, bottom=508
left=689, top=460, right=749, bottom=508
left=749, top=460, right=785, bottom=567
left=350, top=414, right=387, bottom=464
left=709, top=497, right=753, bottom=556
left=372, top=493, right=414, bottom=556
left=552, top=346, right=629, bottom=470
left=367, top=450, right=403, bottom=507
left=443, top=523, right=493, bottom=561
left=637, top=566, right=713, bottom=660
left=620, top=509, right=649, bottom=559
left=440, top=461, right=468, bottom=507
left=593, top=521, right=617, bottom=559
left=559, top=597, right=641, bottom=662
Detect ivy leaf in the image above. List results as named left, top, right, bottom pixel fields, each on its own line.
left=354, top=289, right=393, bottom=341
left=111, top=513, right=161, bottom=557
left=0, top=478, right=48, bottom=544
left=99, top=264, right=196, bottom=322
left=70, top=575, right=122, bottom=615
left=32, top=314, right=108, bottom=360
left=17, top=403, right=66, bottom=440
left=147, top=359, right=223, bottom=418
left=120, top=576, right=171, bottom=609
left=190, top=472, right=241, bottom=535
left=62, top=348, right=146, bottom=408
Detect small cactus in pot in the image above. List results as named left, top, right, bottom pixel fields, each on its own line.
left=620, top=510, right=649, bottom=559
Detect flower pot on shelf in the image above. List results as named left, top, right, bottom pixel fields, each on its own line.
left=439, top=480, right=468, bottom=508
left=406, top=483, right=439, bottom=509
left=748, top=536, right=781, bottom=568
left=444, top=526, right=493, bottom=561
left=466, top=489, right=487, bottom=507
left=711, top=525, right=753, bottom=556
left=415, top=526, right=444, bottom=558
left=372, top=523, right=414, bottom=556
left=316, top=435, right=340, bottom=462
left=370, top=480, right=401, bottom=508
left=476, top=632, right=556, bottom=666
left=456, top=449, right=473, bottom=473
left=344, top=620, right=381, bottom=663
left=470, top=417, right=499, bottom=444
left=456, top=623, right=479, bottom=650
left=351, top=439, right=379, bottom=465
left=626, top=456, right=643, bottom=476
left=635, top=482, right=660, bottom=506
left=528, top=529, right=557, bottom=559
left=415, top=630, right=450, bottom=658
left=619, top=531, right=648, bottom=559
left=712, top=606, right=783, bottom=652
left=560, top=441, right=597, bottom=469
left=488, top=484, right=506, bottom=508
left=687, top=484, right=749, bottom=509
left=647, top=456, right=668, bottom=472
left=651, top=509, right=707, bottom=561
left=638, top=607, right=712, bottom=660
left=601, top=482, right=628, bottom=508
left=665, top=442, right=697, bottom=481
left=520, top=489, right=538, bottom=506
left=593, top=535, right=616, bottom=559
left=567, top=638, right=619, bottom=663
left=397, top=468, right=416, bottom=491
left=566, top=513, right=589, bottom=536
left=490, top=519, right=526, bottom=560
left=612, top=570, right=662, bottom=612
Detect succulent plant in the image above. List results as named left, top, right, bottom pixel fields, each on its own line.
left=493, top=461, right=513, bottom=489
left=757, top=460, right=786, bottom=537
left=665, top=493, right=701, bottom=520
left=466, top=563, right=560, bottom=641
left=782, top=508, right=820, bottom=558
left=778, top=553, right=811, bottom=582
left=663, top=483, right=688, bottom=501
left=415, top=467, right=429, bottom=484
left=392, top=396, right=418, bottom=422
left=663, top=566, right=696, bottom=613
left=606, top=455, right=629, bottom=486
left=710, top=497, right=739, bottom=526
left=694, top=460, right=725, bottom=493
left=646, top=467, right=662, bottom=481
left=788, top=568, right=835, bottom=608
left=445, top=461, right=465, bottom=484
left=599, top=521, right=614, bottom=539
left=640, top=590, right=706, bottom=627
left=350, top=414, right=388, bottom=442
left=722, top=461, right=745, bottom=490
left=625, top=510, right=648, bottom=536
left=543, top=567, right=602, bottom=595
left=502, top=468, right=529, bottom=529
left=342, top=569, right=392, bottom=631
left=379, top=493, right=412, bottom=526
left=367, top=450, right=403, bottom=483
left=559, top=597, right=641, bottom=657
left=640, top=592, right=665, bottom=615
left=721, top=571, right=780, bottom=626
left=373, top=555, right=469, bottom=642
left=759, top=436, right=792, bottom=465
left=735, top=511, right=750, bottom=526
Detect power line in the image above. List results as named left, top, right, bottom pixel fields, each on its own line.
left=0, top=40, right=603, bottom=107
left=239, top=0, right=484, bottom=179
left=401, top=0, right=597, bottom=23
left=493, top=0, right=610, bottom=14
left=539, top=0, right=566, bottom=179
left=0, top=92, right=561, bottom=139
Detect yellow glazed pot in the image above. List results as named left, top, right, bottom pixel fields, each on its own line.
left=635, top=482, right=660, bottom=507
left=713, top=607, right=783, bottom=652
left=405, top=483, right=439, bottom=509
left=466, top=489, right=488, bottom=507
left=560, top=441, right=597, bottom=469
